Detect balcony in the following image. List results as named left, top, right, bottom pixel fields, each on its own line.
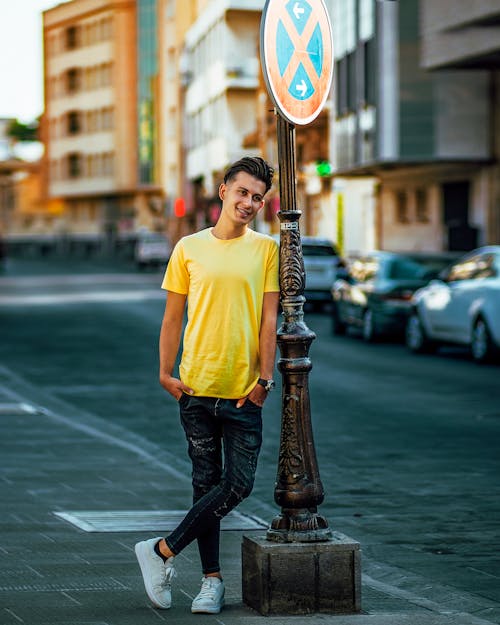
left=420, top=0, right=500, bottom=69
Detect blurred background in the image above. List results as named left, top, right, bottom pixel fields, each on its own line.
left=1, top=0, right=499, bottom=261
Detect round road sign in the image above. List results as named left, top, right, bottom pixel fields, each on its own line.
left=260, top=0, right=334, bottom=126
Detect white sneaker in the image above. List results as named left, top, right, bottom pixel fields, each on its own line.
left=134, top=537, right=176, bottom=609
left=191, top=576, right=225, bottom=614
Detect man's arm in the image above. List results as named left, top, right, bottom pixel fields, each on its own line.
left=159, top=291, right=193, bottom=400
left=238, top=291, right=280, bottom=407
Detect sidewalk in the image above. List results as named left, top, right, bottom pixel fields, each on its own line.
left=1, top=364, right=498, bottom=625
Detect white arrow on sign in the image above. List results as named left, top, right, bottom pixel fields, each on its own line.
left=293, top=2, right=305, bottom=19
left=296, top=80, right=307, bottom=97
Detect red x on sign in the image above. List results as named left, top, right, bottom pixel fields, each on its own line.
left=260, top=0, right=333, bottom=126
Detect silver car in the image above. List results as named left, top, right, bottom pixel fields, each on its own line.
left=134, top=232, right=172, bottom=269
left=272, top=235, right=341, bottom=310
left=301, top=236, right=341, bottom=309
left=406, top=246, right=500, bottom=363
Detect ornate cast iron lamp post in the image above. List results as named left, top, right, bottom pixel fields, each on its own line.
left=241, top=3, right=361, bottom=614
left=267, top=114, right=331, bottom=543
left=242, top=3, right=361, bottom=614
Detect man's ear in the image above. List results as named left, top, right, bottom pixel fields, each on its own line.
left=218, top=183, right=226, bottom=201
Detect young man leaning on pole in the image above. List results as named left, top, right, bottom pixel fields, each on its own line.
left=135, top=156, right=279, bottom=614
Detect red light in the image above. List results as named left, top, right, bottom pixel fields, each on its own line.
left=174, top=198, right=186, bottom=217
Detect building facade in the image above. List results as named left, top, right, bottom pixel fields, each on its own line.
left=43, top=0, right=165, bottom=250
left=419, top=0, right=500, bottom=247
left=182, top=0, right=263, bottom=229
left=330, top=0, right=497, bottom=256
left=157, top=0, right=197, bottom=240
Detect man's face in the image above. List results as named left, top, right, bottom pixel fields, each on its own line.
left=219, top=171, right=266, bottom=226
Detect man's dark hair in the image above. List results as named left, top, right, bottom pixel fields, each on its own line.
left=224, top=157, right=274, bottom=194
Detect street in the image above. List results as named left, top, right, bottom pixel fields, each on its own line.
left=1, top=257, right=499, bottom=623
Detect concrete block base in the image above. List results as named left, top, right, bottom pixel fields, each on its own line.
left=241, top=532, right=361, bottom=615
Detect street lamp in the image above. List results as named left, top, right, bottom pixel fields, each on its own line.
left=241, top=0, right=361, bottom=614
left=267, top=114, right=331, bottom=543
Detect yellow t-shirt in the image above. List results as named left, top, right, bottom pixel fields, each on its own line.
left=162, top=227, right=279, bottom=398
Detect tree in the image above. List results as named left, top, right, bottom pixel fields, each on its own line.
left=6, top=118, right=39, bottom=143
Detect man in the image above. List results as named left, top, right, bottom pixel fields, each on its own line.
left=135, top=156, right=279, bottom=614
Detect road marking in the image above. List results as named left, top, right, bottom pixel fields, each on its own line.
left=0, top=290, right=165, bottom=306
left=0, top=273, right=162, bottom=287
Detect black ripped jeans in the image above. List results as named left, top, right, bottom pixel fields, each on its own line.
left=164, top=394, right=263, bottom=574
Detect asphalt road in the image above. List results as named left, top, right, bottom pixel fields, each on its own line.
left=1, top=256, right=499, bottom=621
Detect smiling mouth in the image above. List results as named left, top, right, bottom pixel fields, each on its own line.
left=236, top=207, right=251, bottom=218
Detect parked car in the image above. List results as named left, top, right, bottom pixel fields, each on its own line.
left=272, top=235, right=342, bottom=310
left=134, top=232, right=172, bottom=269
left=302, top=236, right=342, bottom=308
left=331, top=251, right=457, bottom=341
left=406, top=246, right=500, bottom=363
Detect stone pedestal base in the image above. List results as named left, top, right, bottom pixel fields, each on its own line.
left=241, top=532, right=361, bottom=615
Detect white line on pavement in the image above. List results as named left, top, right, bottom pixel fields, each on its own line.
left=0, top=290, right=165, bottom=305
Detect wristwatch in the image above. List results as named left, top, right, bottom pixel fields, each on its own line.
left=257, top=378, right=275, bottom=392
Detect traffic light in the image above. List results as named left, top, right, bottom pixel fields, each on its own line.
left=316, top=160, right=333, bottom=177
left=174, top=197, right=186, bottom=217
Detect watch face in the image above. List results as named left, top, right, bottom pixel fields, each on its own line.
left=266, top=380, right=275, bottom=391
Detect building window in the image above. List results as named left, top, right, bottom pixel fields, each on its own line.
left=359, top=0, right=375, bottom=41
left=416, top=188, right=429, bottom=223
left=67, top=111, right=81, bottom=135
left=363, top=38, right=376, bottom=106
left=103, top=152, right=114, bottom=176
left=334, top=0, right=356, bottom=58
left=395, top=191, right=409, bottom=223
left=66, top=68, right=81, bottom=93
left=67, top=153, right=82, bottom=178
left=165, top=0, right=175, bottom=18
left=102, top=107, right=114, bottom=130
left=347, top=51, right=356, bottom=112
left=66, top=25, right=80, bottom=50
left=336, top=57, right=347, bottom=115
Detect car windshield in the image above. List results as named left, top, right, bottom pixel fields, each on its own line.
left=139, top=233, right=168, bottom=243
left=302, top=244, right=336, bottom=257
left=387, top=256, right=451, bottom=280
left=388, top=258, right=439, bottom=280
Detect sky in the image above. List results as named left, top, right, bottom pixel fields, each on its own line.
left=0, top=1, right=71, bottom=123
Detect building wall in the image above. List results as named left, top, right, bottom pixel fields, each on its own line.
left=44, top=0, right=137, bottom=198
left=0, top=162, right=45, bottom=235
left=331, top=178, right=376, bottom=256
left=331, top=0, right=498, bottom=253
left=420, top=0, right=500, bottom=70
left=137, top=0, right=158, bottom=185
left=42, top=0, right=161, bottom=238
left=433, top=71, right=490, bottom=159
left=158, top=0, right=197, bottom=216
left=183, top=1, right=261, bottom=197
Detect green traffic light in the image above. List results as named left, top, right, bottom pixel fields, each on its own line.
left=316, top=161, right=333, bottom=177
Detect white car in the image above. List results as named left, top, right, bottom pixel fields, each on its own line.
left=406, top=246, right=500, bottom=363
left=301, top=236, right=342, bottom=309
left=134, top=232, right=172, bottom=269
left=272, top=235, right=342, bottom=310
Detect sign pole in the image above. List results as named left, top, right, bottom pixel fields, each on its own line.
left=241, top=1, right=361, bottom=613
left=267, top=113, right=330, bottom=542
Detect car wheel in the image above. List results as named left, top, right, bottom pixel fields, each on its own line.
left=471, top=317, right=496, bottom=363
left=331, top=304, right=346, bottom=335
left=406, top=313, right=435, bottom=353
left=362, top=309, right=377, bottom=342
